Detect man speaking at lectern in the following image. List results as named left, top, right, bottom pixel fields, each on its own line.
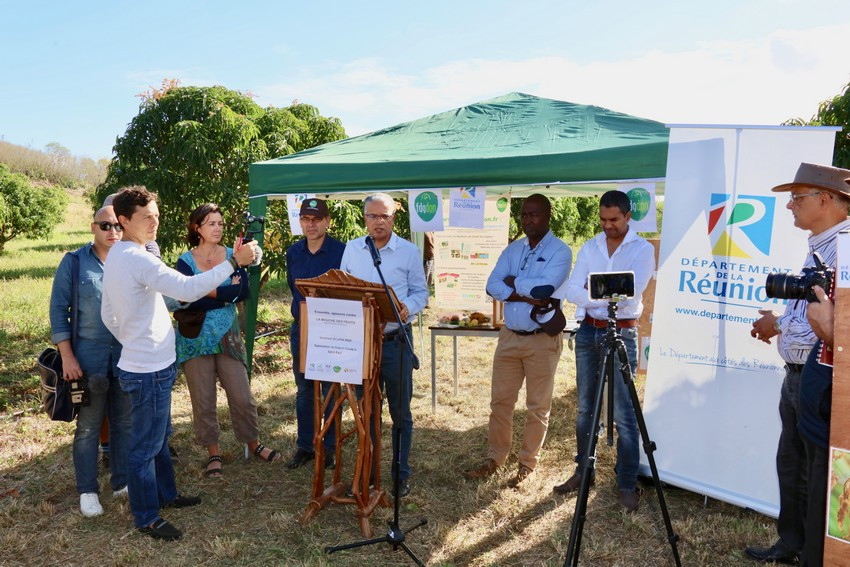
left=339, top=193, right=428, bottom=498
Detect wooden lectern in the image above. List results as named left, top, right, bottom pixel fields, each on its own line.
left=295, top=269, right=402, bottom=538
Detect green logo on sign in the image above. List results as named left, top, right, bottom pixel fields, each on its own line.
left=497, top=197, right=508, bottom=212
left=627, top=188, right=651, bottom=221
left=414, top=192, right=438, bottom=222
left=333, top=366, right=341, bottom=373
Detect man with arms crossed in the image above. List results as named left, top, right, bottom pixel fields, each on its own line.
left=101, top=186, right=258, bottom=540
left=746, top=163, right=850, bottom=566
left=285, top=198, right=345, bottom=469
left=339, top=193, right=428, bottom=498
left=464, top=194, right=572, bottom=486
left=553, top=190, right=655, bottom=512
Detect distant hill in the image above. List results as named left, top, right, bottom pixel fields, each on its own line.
left=0, top=139, right=108, bottom=189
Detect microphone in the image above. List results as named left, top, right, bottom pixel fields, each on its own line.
left=365, top=235, right=381, bottom=266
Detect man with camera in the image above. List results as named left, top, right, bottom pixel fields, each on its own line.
left=100, top=186, right=259, bottom=541
left=745, top=163, right=850, bottom=565
left=49, top=205, right=130, bottom=518
left=553, top=190, right=655, bottom=512
left=464, top=194, right=572, bottom=486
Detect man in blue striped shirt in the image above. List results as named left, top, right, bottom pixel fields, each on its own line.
left=745, top=162, right=850, bottom=565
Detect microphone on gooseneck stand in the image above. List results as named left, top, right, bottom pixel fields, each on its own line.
left=365, top=235, right=381, bottom=266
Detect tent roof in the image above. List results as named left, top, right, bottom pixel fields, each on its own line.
left=249, top=92, right=669, bottom=200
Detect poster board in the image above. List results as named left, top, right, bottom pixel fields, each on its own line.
left=641, top=125, right=836, bottom=517
left=434, top=195, right=510, bottom=311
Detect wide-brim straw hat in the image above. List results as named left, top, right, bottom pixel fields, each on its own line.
left=772, top=162, right=850, bottom=198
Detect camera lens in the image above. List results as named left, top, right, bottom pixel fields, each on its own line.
left=765, top=273, right=807, bottom=301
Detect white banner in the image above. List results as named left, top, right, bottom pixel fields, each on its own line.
left=305, top=297, right=364, bottom=385
left=642, top=126, right=836, bottom=517
left=837, top=232, right=850, bottom=289
left=618, top=182, right=657, bottom=233
left=408, top=189, right=445, bottom=232
left=449, top=187, right=486, bottom=228
left=286, top=193, right=315, bottom=236
left=435, top=195, right=510, bottom=310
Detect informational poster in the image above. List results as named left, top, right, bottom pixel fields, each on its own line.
left=618, top=182, right=657, bottom=233
left=642, top=125, right=836, bottom=517
left=435, top=195, right=510, bottom=310
left=448, top=187, right=486, bottom=228
left=826, top=446, right=850, bottom=545
left=838, top=231, right=850, bottom=289
left=286, top=193, right=315, bottom=236
left=408, top=189, right=445, bottom=232
left=305, top=297, right=364, bottom=385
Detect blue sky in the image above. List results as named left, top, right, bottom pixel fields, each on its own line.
left=2, top=0, right=849, bottom=159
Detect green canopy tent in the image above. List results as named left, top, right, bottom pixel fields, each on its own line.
left=245, top=92, right=670, bottom=370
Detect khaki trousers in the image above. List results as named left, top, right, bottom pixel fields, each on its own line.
left=183, top=353, right=259, bottom=447
left=487, top=327, right=563, bottom=470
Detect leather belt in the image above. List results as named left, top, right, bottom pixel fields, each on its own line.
left=384, top=324, right=412, bottom=339
left=510, top=328, right=545, bottom=336
left=583, top=316, right=637, bottom=329
left=786, top=363, right=804, bottom=374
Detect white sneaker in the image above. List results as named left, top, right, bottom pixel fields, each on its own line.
left=80, top=493, right=103, bottom=517
left=112, top=486, right=128, bottom=498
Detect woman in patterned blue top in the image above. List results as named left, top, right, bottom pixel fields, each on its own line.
left=175, top=204, right=280, bottom=478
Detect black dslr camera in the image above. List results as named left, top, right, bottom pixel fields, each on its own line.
left=588, top=271, right=636, bottom=300
left=69, top=374, right=91, bottom=407
left=241, top=211, right=265, bottom=245
left=765, top=252, right=833, bottom=303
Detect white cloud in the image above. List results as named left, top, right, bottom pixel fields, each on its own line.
left=254, top=22, right=850, bottom=136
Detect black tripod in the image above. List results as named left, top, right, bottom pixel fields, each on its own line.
left=564, top=300, right=681, bottom=566
left=326, top=236, right=427, bottom=565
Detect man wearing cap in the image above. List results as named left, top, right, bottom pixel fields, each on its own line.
left=745, top=163, right=850, bottom=566
left=552, top=190, right=654, bottom=512
left=464, top=194, right=572, bottom=486
left=339, top=193, right=428, bottom=498
left=285, top=198, right=345, bottom=470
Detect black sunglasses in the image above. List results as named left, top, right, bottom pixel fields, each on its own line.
left=96, top=221, right=123, bottom=232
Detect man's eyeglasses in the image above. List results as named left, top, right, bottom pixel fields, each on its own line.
left=788, top=191, right=822, bottom=204
left=521, top=249, right=537, bottom=270
left=96, top=222, right=122, bottom=232
left=365, top=213, right=394, bottom=222
left=299, top=215, right=325, bottom=225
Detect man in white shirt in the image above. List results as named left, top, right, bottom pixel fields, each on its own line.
left=339, top=193, right=428, bottom=498
left=101, top=186, right=258, bottom=540
left=553, top=190, right=655, bottom=512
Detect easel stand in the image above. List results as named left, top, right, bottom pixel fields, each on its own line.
left=564, top=301, right=681, bottom=567
left=324, top=246, right=427, bottom=565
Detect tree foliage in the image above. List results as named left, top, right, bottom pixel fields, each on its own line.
left=508, top=195, right=599, bottom=243
left=784, top=80, right=850, bottom=169
left=0, top=164, right=68, bottom=254
left=95, top=82, right=346, bottom=271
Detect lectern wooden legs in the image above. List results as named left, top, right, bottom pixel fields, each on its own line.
left=300, top=302, right=390, bottom=537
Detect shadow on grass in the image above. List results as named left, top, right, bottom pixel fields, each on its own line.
left=0, top=265, right=60, bottom=280
left=20, top=241, right=87, bottom=253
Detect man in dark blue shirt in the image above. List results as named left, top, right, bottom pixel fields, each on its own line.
left=285, top=198, right=345, bottom=469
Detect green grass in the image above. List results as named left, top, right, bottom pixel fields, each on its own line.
left=0, top=190, right=778, bottom=565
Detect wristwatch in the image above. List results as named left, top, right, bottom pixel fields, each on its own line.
left=773, top=320, right=781, bottom=334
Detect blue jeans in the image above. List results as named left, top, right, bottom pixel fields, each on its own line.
left=73, top=373, right=131, bottom=494
left=118, top=364, right=179, bottom=528
left=290, top=327, right=335, bottom=453
left=574, top=322, right=639, bottom=491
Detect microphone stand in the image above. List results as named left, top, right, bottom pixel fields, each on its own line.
left=326, top=235, right=427, bottom=566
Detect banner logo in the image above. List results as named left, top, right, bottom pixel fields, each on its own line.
left=413, top=191, right=438, bottom=222
left=708, top=194, right=775, bottom=258
left=460, top=187, right=476, bottom=199
left=497, top=197, right=508, bottom=212
left=627, top=187, right=651, bottom=221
